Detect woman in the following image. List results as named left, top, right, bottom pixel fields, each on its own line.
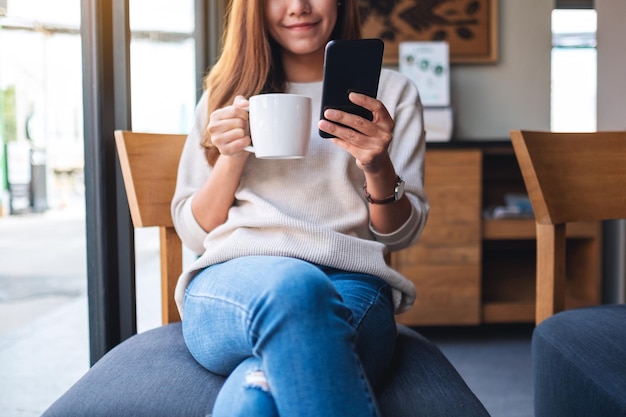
left=171, top=0, right=429, bottom=414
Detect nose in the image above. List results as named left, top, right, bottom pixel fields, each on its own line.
left=287, top=0, right=311, bottom=15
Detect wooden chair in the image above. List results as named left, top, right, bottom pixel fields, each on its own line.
left=510, top=130, right=626, bottom=324
left=42, top=130, right=490, bottom=417
left=114, top=130, right=185, bottom=324
left=511, top=130, right=626, bottom=416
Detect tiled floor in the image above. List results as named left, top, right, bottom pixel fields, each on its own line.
left=0, top=203, right=534, bottom=417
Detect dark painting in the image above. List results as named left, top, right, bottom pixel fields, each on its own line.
left=360, top=0, right=498, bottom=64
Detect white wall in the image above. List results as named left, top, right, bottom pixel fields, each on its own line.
left=450, top=0, right=553, bottom=140
left=596, top=0, right=626, bottom=131
left=596, top=0, right=626, bottom=303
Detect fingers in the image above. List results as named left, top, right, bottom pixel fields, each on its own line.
left=233, top=95, right=249, bottom=110
left=318, top=93, right=395, bottom=170
left=319, top=93, right=394, bottom=145
left=347, top=92, right=389, bottom=124
left=207, top=95, right=252, bottom=156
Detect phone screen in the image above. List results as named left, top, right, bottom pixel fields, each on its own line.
left=319, top=38, right=384, bottom=138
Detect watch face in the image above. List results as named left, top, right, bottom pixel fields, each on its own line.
left=395, top=178, right=405, bottom=200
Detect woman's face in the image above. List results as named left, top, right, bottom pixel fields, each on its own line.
left=264, top=0, right=338, bottom=58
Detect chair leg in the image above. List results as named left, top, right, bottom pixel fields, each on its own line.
left=535, top=223, right=566, bottom=324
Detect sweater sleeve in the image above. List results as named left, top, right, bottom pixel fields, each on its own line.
left=370, top=70, right=430, bottom=251
left=170, top=91, right=212, bottom=255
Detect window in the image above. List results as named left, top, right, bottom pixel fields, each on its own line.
left=551, top=9, right=597, bottom=132
left=0, top=1, right=198, bottom=414
left=0, top=1, right=83, bottom=212
left=0, top=2, right=87, bottom=415
left=129, top=0, right=196, bottom=134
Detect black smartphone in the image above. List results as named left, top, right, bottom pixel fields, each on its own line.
left=319, top=38, right=384, bottom=138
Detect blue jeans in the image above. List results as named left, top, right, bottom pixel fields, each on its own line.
left=183, top=256, right=397, bottom=417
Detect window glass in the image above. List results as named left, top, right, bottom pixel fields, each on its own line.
left=551, top=9, right=597, bottom=132
left=0, top=0, right=83, bottom=211
left=2, top=0, right=80, bottom=26
left=0, top=1, right=86, bottom=415
left=0, top=2, right=198, bottom=414
left=130, top=0, right=196, bottom=134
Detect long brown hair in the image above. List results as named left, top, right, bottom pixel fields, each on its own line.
left=202, top=0, right=362, bottom=165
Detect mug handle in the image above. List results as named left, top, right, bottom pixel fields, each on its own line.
left=242, top=107, right=255, bottom=154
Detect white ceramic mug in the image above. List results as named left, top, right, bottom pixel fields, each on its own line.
left=245, top=93, right=312, bottom=159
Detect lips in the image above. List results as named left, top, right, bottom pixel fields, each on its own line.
left=286, top=21, right=318, bottom=30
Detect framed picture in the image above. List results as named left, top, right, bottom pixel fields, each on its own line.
left=359, top=0, right=498, bottom=64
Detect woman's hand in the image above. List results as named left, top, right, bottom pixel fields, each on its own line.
left=319, top=92, right=413, bottom=234
left=318, top=92, right=395, bottom=173
left=191, top=95, right=251, bottom=233
left=207, top=95, right=252, bottom=159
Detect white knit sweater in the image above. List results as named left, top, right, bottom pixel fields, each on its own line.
left=171, top=69, right=429, bottom=316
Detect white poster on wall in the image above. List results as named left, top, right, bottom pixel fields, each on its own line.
left=399, top=41, right=450, bottom=107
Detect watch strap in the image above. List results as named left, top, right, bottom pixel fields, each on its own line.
left=363, top=176, right=402, bottom=205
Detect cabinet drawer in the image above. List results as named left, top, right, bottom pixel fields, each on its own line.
left=394, top=150, right=482, bottom=325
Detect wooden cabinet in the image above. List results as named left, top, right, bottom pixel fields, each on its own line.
left=395, top=149, right=483, bottom=325
left=394, top=144, right=602, bottom=326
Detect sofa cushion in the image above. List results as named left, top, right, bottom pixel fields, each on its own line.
left=43, top=323, right=489, bottom=417
left=532, top=304, right=626, bottom=417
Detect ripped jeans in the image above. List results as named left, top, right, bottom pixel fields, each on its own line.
left=182, top=256, right=397, bottom=417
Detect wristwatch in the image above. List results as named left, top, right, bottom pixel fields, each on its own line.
left=363, top=176, right=405, bottom=204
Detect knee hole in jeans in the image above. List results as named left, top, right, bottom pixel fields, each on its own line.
left=244, top=370, right=271, bottom=393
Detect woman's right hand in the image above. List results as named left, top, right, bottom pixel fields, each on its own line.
left=207, top=95, right=252, bottom=159
left=191, top=95, right=253, bottom=233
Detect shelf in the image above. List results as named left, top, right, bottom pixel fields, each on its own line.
left=397, top=147, right=601, bottom=326
left=482, top=218, right=535, bottom=239
left=481, top=239, right=535, bottom=322
left=483, top=302, right=534, bottom=323
left=482, top=219, right=601, bottom=240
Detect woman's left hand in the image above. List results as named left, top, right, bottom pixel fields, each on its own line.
left=318, top=92, right=394, bottom=173
left=320, top=92, right=413, bottom=234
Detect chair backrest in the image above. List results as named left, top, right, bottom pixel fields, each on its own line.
left=510, top=130, right=626, bottom=323
left=114, top=130, right=187, bottom=324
